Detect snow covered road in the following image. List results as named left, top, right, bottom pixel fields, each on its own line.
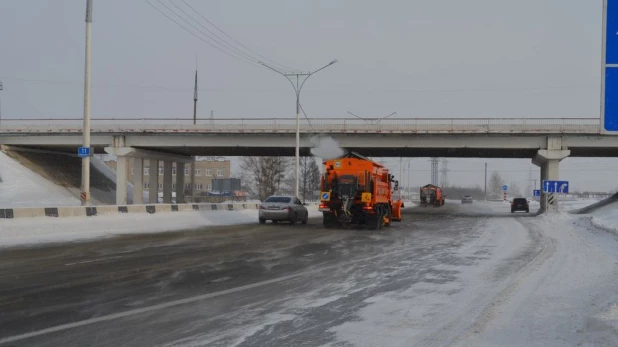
left=0, top=201, right=617, bottom=346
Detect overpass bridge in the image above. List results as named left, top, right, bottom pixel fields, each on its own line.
left=1, top=117, right=616, bottom=209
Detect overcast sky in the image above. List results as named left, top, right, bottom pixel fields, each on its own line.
left=1, top=0, right=616, bottom=193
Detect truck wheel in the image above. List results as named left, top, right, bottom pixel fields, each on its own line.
left=323, top=214, right=336, bottom=229
left=384, top=207, right=392, bottom=227
left=377, top=209, right=384, bottom=230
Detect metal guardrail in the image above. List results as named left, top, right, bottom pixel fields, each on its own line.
left=0, top=117, right=602, bottom=134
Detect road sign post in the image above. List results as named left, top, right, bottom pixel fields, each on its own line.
left=542, top=180, right=569, bottom=194
left=77, top=146, right=91, bottom=158
left=542, top=180, right=569, bottom=211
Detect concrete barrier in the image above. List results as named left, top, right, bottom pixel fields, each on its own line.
left=0, top=202, right=320, bottom=220
left=0, top=203, right=263, bottom=219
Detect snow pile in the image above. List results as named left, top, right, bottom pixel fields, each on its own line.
left=0, top=151, right=80, bottom=208
left=587, top=202, right=618, bottom=233
left=0, top=206, right=322, bottom=248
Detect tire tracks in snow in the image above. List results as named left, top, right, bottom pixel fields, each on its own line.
left=414, top=216, right=558, bottom=347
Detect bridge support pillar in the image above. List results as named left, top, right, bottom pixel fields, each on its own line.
left=149, top=159, right=159, bottom=203
left=532, top=149, right=570, bottom=212
left=133, top=158, right=144, bottom=204
left=116, top=155, right=129, bottom=205
left=163, top=161, right=173, bottom=203
left=176, top=162, right=185, bottom=203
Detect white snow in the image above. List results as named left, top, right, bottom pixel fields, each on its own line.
left=584, top=201, right=618, bottom=233
left=0, top=151, right=80, bottom=208
left=0, top=206, right=322, bottom=248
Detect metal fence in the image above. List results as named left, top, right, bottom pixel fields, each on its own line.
left=0, top=117, right=602, bottom=134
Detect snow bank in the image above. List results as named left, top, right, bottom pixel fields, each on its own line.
left=0, top=151, right=80, bottom=208
left=586, top=202, right=618, bottom=234
left=0, top=206, right=322, bottom=248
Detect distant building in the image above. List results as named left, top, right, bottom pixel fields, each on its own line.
left=103, top=157, right=232, bottom=194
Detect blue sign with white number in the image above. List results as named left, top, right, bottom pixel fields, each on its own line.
left=542, top=180, right=569, bottom=194
left=604, top=0, right=618, bottom=131
left=533, top=189, right=541, bottom=197
left=502, top=185, right=508, bottom=191
left=77, top=147, right=91, bottom=158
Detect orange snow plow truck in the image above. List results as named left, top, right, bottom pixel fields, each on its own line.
left=319, top=152, right=403, bottom=229
left=420, top=184, right=445, bottom=207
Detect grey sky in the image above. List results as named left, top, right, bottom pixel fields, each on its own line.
left=1, top=0, right=616, bottom=193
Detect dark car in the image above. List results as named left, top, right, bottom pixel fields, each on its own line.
left=511, top=198, right=529, bottom=213
left=461, top=196, right=473, bottom=204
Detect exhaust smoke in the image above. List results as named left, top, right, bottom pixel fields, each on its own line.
left=310, top=135, right=344, bottom=160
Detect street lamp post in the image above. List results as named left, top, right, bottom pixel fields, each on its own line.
left=81, top=0, right=93, bottom=206
left=0, top=80, right=3, bottom=125
left=260, top=60, right=337, bottom=198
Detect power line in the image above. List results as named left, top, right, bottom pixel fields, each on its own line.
left=144, top=0, right=266, bottom=69
left=299, top=103, right=316, bottom=133
left=179, top=0, right=296, bottom=71
left=167, top=0, right=273, bottom=67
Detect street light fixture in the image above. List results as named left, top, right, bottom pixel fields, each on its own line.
left=260, top=60, right=338, bottom=198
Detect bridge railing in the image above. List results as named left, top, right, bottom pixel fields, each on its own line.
left=0, top=117, right=602, bottom=133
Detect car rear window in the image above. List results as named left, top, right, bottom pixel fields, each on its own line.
left=264, top=197, right=291, bottom=203
left=514, top=198, right=527, bottom=203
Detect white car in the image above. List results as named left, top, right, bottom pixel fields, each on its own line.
left=259, top=196, right=309, bottom=224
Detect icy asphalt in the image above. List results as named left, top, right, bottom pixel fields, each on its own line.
left=0, top=201, right=617, bottom=347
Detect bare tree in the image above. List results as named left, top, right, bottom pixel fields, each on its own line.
left=509, top=181, right=522, bottom=197
left=240, top=156, right=293, bottom=201
left=300, top=157, right=321, bottom=202
left=488, top=171, right=505, bottom=199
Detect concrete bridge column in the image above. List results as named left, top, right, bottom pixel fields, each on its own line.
left=133, top=158, right=144, bottom=204
left=163, top=161, right=173, bottom=203
left=532, top=143, right=570, bottom=212
left=116, top=155, right=129, bottom=205
left=176, top=162, right=185, bottom=203
left=149, top=159, right=159, bottom=203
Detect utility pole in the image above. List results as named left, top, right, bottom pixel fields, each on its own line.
left=430, top=158, right=439, bottom=186
left=484, top=162, right=488, bottom=201
left=440, top=159, right=449, bottom=187
left=193, top=69, right=198, bottom=125
left=0, top=80, right=3, bottom=125
left=407, top=160, right=411, bottom=200
left=260, top=60, right=337, bottom=198
left=80, top=0, right=93, bottom=206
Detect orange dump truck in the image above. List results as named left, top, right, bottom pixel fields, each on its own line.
left=420, top=184, right=445, bottom=207
left=319, top=152, right=403, bottom=229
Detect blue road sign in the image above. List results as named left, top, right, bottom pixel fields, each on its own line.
left=542, top=180, right=569, bottom=194
left=77, top=147, right=91, bottom=158
left=321, top=192, right=330, bottom=201
left=502, top=185, right=508, bottom=191
left=603, top=0, right=618, bottom=131
left=533, top=189, right=541, bottom=197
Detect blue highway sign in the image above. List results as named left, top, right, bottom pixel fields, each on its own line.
left=542, top=180, right=569, bottom=194
left=502, top=185, right=508, bottom=191
left=77, top=147, right=91, bottom=158
left=603, top=0, right=618, bottom=131
left=533, top=189, right=541, bottom=197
